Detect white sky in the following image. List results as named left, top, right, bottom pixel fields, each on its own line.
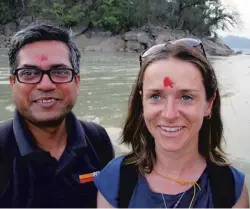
left=219, top=0, right=250, bottom=38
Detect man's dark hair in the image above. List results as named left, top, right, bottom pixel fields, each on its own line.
left=8, top=24, right=81, bottom=74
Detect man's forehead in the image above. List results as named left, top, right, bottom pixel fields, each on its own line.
left=18, top=41, right=69, bottom=57
left=17, top=51, right=71, bottom=69
left=19, top=41, right=69, bottom=55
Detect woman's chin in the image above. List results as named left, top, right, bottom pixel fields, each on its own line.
left=158, top=141, right=185, bottom=153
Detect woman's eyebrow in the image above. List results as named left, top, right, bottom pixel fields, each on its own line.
left=181, top=89, right=199, bottom=92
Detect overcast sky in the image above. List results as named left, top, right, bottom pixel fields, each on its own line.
left=219, top=0, right=250, bottom=38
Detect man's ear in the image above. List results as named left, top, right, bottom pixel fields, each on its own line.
left=205, top=93, right=216, bottom=117
left=75, top=75, right=80, bottom=95
left=9, top=75, right=15, bottom=88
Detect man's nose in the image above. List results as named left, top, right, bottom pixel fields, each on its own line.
left=36, top=74, right=56, bottom=91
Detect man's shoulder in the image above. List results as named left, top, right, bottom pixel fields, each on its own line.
left=78, top=120, right=109, bottom=139
left=79, top=120, right=104, bottom=129
left=78, top=119, right=113, bottom=148
left=0, top=119, right=13, bottom=141
left=0, top=119, right=13, bottom=128
left=0, top=119, right=16, bottom=157
left=78, top=120, right=115, bottom=167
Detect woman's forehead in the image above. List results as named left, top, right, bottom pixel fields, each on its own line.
left=142, top=58, right=204, bottom=91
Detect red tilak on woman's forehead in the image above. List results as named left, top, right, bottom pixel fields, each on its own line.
left=163, top=77, right=174, bottom=88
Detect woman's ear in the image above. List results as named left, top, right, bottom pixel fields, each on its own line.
left=205, top=93, right=216, bottom=117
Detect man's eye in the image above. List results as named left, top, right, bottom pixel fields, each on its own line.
left=51, top=69, right=70, bottom=75
left=181, top=95, right=193, bottom=101
left=20, top=70, right=39, bottom=76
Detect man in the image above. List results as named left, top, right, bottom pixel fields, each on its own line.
left=0, top=24, right=114, bottom=207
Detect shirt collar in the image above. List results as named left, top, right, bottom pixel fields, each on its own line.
left=13, top=109, right=87, bottom=157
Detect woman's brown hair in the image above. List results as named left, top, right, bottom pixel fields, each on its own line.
left=121, top=43, right=228, bottom=175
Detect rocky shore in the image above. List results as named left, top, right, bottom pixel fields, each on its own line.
left=0, top=22, right=234, bottom=56
left=73, top=27, right=235, bottom=56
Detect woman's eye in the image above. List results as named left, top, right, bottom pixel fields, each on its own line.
left=181, top=95, right=193, bottom=101
left=150, top=94, right=161, bottom=100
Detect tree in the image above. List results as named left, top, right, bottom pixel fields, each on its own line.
left=0, top=0, right=241, bottom=37
left=0, top=0, right=24, bottom=24
left=89, top=0, right=128, bottom=32
left=148, top=0, right=240, bottom=36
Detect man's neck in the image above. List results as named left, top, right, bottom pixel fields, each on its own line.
left=26, top=119, right=68, bottom=160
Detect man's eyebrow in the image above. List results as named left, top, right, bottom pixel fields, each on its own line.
left=50, top=64, right=72, bottom=68
left=21, top=64, right=37, bottom=68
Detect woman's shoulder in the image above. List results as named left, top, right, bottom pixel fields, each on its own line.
left=95, top=155, right=125, bottom=182
left=94, top=155, right=126, bottom=207
left=229, top=165, right=245, bottom=180
left=229, top=165, right=245, bottom=203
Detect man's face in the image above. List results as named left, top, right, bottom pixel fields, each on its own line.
left=9, top=40, right=80, bottom=126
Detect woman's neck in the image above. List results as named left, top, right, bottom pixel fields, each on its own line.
left=154, top=143, right=206, bottom=180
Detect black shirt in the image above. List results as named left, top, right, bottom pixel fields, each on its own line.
left=0, top=110, right=114, bottom=207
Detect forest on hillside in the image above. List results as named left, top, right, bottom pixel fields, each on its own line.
left=0, top=0, right=240, bottom=37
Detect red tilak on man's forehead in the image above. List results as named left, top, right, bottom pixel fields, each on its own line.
left=39, top=54, right=48, bottom=61
left=163, top=77, right=174, bottom=88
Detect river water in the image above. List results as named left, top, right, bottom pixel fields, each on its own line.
left=0, top=49, right=250, bottom=194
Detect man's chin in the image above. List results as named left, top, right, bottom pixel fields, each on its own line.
left=35, top=118, right=65, bottom=127
left=29, top=114, right=67, bottom=127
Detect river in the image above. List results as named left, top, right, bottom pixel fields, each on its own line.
left=0, top=49, right=250, bottom=195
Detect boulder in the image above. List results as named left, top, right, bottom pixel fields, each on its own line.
left=137, top=32, right=150, bottom=44
left=85, top=36, right=125, bottom=52
left=123, top=31, right=138, bottom=41
left=155, top=33, right=173, bottom=44
left=172, top=29, right=186, bottom=39
left=125, top=41, right=145, bottom=52
left=235, top=51, right=243, bottom=55
left=150, top=25, right=166, bottom=37
left=202, top=39, right=234, bottom=56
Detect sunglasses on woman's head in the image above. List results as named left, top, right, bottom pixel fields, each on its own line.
left=139, top=38, right=207, bottom=66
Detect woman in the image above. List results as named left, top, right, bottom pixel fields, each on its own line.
left=94, top=39, right=249, bottom=208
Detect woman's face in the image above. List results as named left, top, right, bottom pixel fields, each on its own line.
left=142, top=57, right=214, bottom=154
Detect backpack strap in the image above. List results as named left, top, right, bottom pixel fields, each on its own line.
left=117, top=157, right=236, bottom=208
left=117, top=155, right=138, bottom=208
left=0, top=120, right=16, bottom=195
left=80, top=121, right=114, bottom=169
left=207, top=161, right=235, bottom=208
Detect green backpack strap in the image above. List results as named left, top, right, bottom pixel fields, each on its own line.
left=80, top=121, right=114, bottom=169
left=117, top=157, right=235, bottom=208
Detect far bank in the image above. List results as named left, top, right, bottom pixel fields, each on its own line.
left=73, top=27, right=235, bottom=56
left=0, top=23, right=234, bottom=56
